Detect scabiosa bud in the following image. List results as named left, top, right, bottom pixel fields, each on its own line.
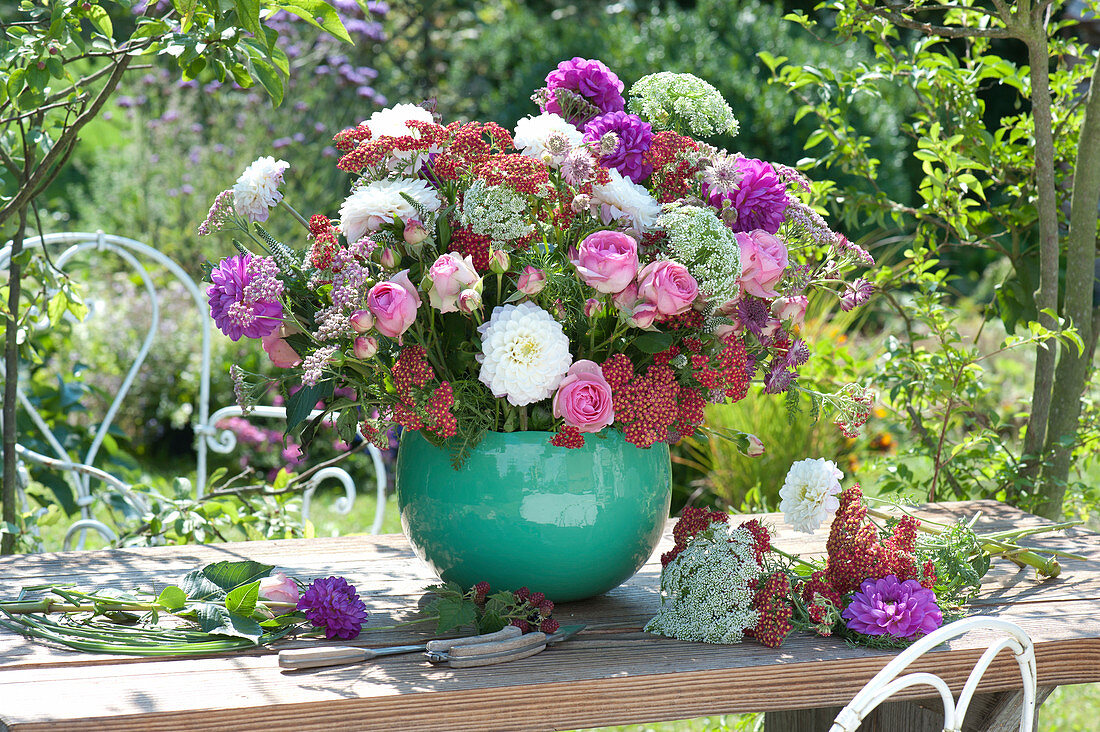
left=349, top=309, right=375, bottom=333
left=571, top=193, right=593, bottom=214
left=489, top=249, right=511, bottom=274
left=517, top=266, right=547, bottom=295
left=599, top=131, right=620, bottom=156
left=403, top=218, right=428, bottom=246
left=539, top=618, right=560, bottom=634
left=380, top=247, right=400, bottom=269
left=458, top=288, right=482, bottom=314
left=353, top=335, right=379, bottom=359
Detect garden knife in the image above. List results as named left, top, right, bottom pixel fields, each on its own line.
left=426, top=623, right=586, bottom=668
left=278, top=624, right=523, bottom=670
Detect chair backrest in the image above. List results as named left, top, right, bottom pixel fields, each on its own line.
left=830, top=616, right=1037, bottom=732
left=1, top=231, right=385, bottom=548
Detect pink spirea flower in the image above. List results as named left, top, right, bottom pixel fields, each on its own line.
left=258, top=572, right=299, bottom=604
left=297, top=576, right=369, bottom=640
left=552, top=359, right=615, bottom=433
left=570, top=230, right=639, bottom=294
left=208, top=254, right=283, bottom=341
left=842, top=575, right=943, bottom=640
left=637, top=260, right=698, bottom=316
left=736, top=230, right=789, bottom=299
left=703, top=157, right=790, bottom=234
left=544, top=57, right=625, bottom=124
left=583, top=112, right=653, bottom=183
left=368, top=269, right=421, bottom=339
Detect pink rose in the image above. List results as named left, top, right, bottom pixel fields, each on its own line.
left=627, top=301, right=659, bottom=329
left=584, top=298, right=602, bottom=318
left=552, top=360, right=615, bottom=433
left=611, top=281, right=639, bottom=311
left=737, top=230, right=788, bottom=299
left=637, top=260, right=698, bottom=316
left=353, top=335, right=379, bottom=359
left=569, top=230, right=639, bottom=294
left=403, top=218, right=428, bottom=246
left=772, top=295, right=808, bottom=326
left=258, top=572, right=299, bottom=604
left=349, top=309, right=374, bottom=333
left=368, top=269, right=421, bottom=339
left=261, top=324, right=301, bottom=368
left=380, top=247, right=399, bottom=269
left=458, top=288, right=482, bottom=314
left=426, top=252, right=480, bottom=313
left=517, top=266, right=546, bottom=295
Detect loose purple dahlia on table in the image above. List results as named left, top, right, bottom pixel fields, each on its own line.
left=702, top=157, right=790, bottom=235
left=841, top=575, right=943, bottom=640
left=207, top=253, right=284, bottom=341
left=297, top=576, right=370, bottom=640
left=543, top=57, right=625, bottom=126
left=583, top=111, right=653, bottom=183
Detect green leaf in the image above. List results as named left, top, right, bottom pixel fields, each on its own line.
left=85, top=5, right=113, bottom=38
left=434, top=597, right=477, bottom=634
left=270, top=0, right=352, bottom=44
left=234, top=0, right=263, bottom=40
left=46, top=291, right=68, bottom=326
left=225, top=580, right=260, bottom=617
left=285, top=379, right=332, bottom=435
left=181, top=560, right=274, bottom=601
left=630, top=331, right=675, bottom=354
left=157, top=586, right=187, bottom=611
left=195, top=602, right=264, bottom=643
left=248, top=55, right=284, bottom=106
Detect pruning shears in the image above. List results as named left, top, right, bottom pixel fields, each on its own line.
left=278, top=623, right=585, bottom=670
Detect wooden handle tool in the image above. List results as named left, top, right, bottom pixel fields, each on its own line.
left=278, top=625, right=525, bottom=670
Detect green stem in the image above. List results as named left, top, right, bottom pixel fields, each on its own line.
left=280, top=199, right=312, bottom=231
left=771, top=546, right=820, bottom=571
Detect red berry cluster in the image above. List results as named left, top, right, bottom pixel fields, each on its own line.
left=643, top=131, right=703, bottom=203
left=749, top=571, right=794, bottom=649
left=307, top=214, right=340, bottom=270
left=508, top=587, right=558, bottom=634
left=475, top=154, right=550, bottom=195
left=600, top=355, right=681, bottom=448
left=449, top=224, right=493, bottom=272
left=390, top=346, right=457, bottom=439
left=661, top=506, right=729, bottom=566
left=550, top=424, right=585, bottom=448
left=820, top=484, right=936, bottom=597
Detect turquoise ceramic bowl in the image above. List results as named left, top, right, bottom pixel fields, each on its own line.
left=396, top=429, right=672, bottom=602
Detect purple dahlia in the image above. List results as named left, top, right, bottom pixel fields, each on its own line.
left=583, top=112, right=653, bottom=183
left=544, top=57, right=625, bottom=126
left=207, top=254, right=284, bottom=341
left=842, top=575, right=943, bottom=640
left=703, top=157, right=790, bottom=235
left=297, top=576, right=370, bottom=640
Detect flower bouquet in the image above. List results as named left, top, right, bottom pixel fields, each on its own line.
left=200, top=57, right=875, bottom=461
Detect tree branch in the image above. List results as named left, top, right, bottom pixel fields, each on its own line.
left=856, top=1, right=1015, bottom=39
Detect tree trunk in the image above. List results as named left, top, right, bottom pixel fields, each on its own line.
left=2, top=208, right=28, bottom=554
left=1034, top=55, right=1100, bottom=518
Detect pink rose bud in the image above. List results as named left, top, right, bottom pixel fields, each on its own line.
left=353, top=335, right=379, bottom=359
left=637, top=259, right=699, bottom=316
left=260, top=324, right=302, bottom=369
left=736, top=229, right=789, bottom=299
left=380, top=247, right=400, bottom=269
left=552, top=359, right=615, bottom=433
left=458, top=288, right=482, bottom=314
left=426, top=252, right=480, bottom=313
left=258, top=572, right=299, bottom=604
left=612, top=281, right=639, bottom=311
left=714, top=322, right=740, bottom=341
left=584, top=298, right=601, bottom=317
left=489, top=249, right=511, bottom=274
left=517, top=265, right=546, bottom=295
left=627, top=301, right=659, bottom=329
left=745, top=434, right=766, bottom=457
left=772, top=294, right=809, bottom=326
left=349, top=309, right=375, bottom=333
left=569, top=230, right=639, bottom=294
left=368, top=269, right=421, bottom=339
left=403, top=218, right=428, bottom=246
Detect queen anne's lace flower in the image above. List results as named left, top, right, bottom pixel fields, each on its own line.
left=460, top=178, right=534, bottom=243
left=645, top=522, right=763, bottom=644
left=477, top=302, right=572, bottom=406
left=339, top=178, right=441, bottom=243
left=656, top=203, right=742, bottom=303
left=779, top=458, right=844, bottom=534
left=232, top=156, right=289, bottom=223
left=591, top=168, right=661, bottom=233
left=628, top=72, right=739, bottom=138
left=513, top=113, right=584, bottom=165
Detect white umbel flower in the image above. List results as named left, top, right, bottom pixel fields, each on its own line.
left=592, top=168, right=661, bottom=234
left=339, top=178, right=441, bottom=243
left=513, top=113, right=584, bottom=166
left=477, top=301, right=572, bottom=406
left=779, top=458, right=844, bottom=534
left=233, top=156, right=289, bottom=223
left=365, top=103, right=436, bottom=172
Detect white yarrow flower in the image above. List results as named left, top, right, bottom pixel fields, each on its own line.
left=779, top=458, right=844, bottom=534
left=591, top=168, right=661, bottom=234
left=513, top=113, right=584, bottom=166
left=338, top=178, right=441, bottom=243
left=477, top=301, right=572, bottom=406
left=233, top=156, right=289, bottom=223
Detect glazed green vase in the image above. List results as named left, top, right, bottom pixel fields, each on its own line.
left=395, top=429, right=672, bottom=602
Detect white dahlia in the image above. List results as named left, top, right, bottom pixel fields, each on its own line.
left=513, top=113, right=584, bottom=166
left=364, top=103, right=436, bottom=172
left=338, top=178, right=441, bottom=243
left=477, top=301, right=572, bottom=406
left=592, top=168, right=661, bottom=233
left=233, top=156, right=289, bottom=223
left=778, top=458, right=844, bottom=534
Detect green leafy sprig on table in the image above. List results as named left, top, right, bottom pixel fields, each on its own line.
left=417, top=582, right=559, bottom=635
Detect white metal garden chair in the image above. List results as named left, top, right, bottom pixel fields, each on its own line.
left=830, top=616, right=1038, bottom=732
left=0, top=231, right=386, bottom=549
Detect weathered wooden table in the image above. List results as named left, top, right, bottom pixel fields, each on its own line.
left=1, top=500, right=1098, bottom=731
